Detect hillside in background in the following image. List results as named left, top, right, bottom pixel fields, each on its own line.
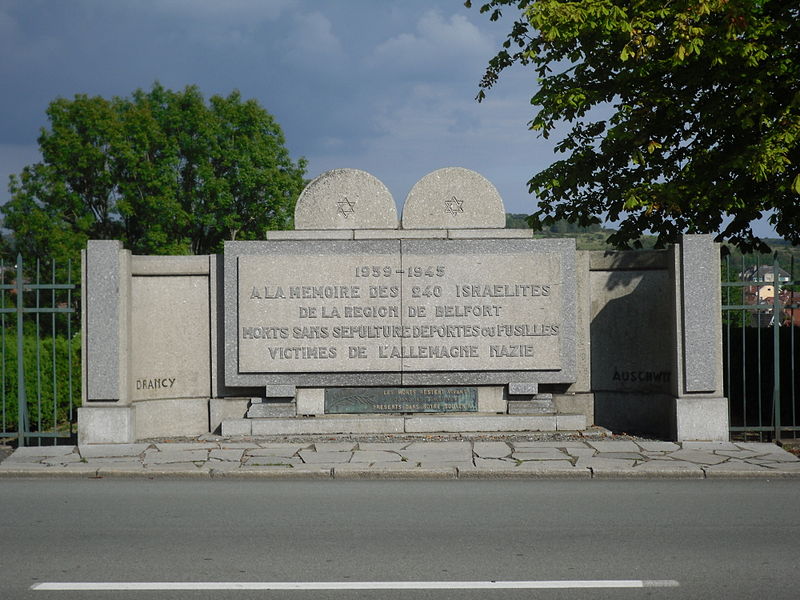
left=505, top=213, right=800, bottom=272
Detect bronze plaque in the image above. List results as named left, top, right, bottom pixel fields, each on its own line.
left=325, top=387, right=478, bottom=414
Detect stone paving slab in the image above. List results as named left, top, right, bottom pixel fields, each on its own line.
left=637, top=442, right=680, bottom=452
left=405, top=441, right=472, bottom=451
left=754, top=452, right=799, bottom=462
left=209, top=449, right=245, bottom=462
left=586, top=441, right=641, bottom=452
left=153, top=442, right=219, bottom=451
left=205, top=460, right=242, bottom=471
left=592, top=452, right=644, bottom=460
left=704, top=461, right=772, bottom=473
left=565, top=448, right=596, bottom=458
left=3, top=439, right=799, bottom=479
left=512, top=449, right=571, bottom=461
left=736, top=442, right=786, bottom=452
left=79, top=444, right=149, bottom=458
left=298, top=450, right=352, bottom=464
left=144, top=450, right=210, bottom=464
left=715, top=449, right=762, bottom=459
left=683, top=441, right=740, bottom=451
left=474, top=458, right=518, bottom=469
left=515, top=459, right=578, bottom=472
left=473, top=442, right=512, bottom=458
left=218, top=442, right=260, bottom=449
left=2, top=454, right=59, bottom=464
left=10, top=446, right=77, bottom=457
left=668, top=449, right=728, bottom=465
left=356, top=442, right=410, bottom=452
left=350, top=450, right=403, bottom=463
left=84, top=457, right=142, bottom=465
left=245, top=448, right=302, bottom=458
left=510, top=441, right=588, bottom=449
left=313, top=442, right=358, bottom=452
left=144, top=462, right=206, bottom=472
left=400, top=450, right=473, bottom=463
left=575, top=457, right=637, bottom=470
left=42, top=455, right=84, bottom=466
left=244, top=455, right=302, bottom=466
left=254, top=443, right=312, bottom=451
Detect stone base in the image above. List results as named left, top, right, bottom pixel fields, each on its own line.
left=594, top=392, right=673, bottom=439
left=553, top=393, right=594, bottom=426
left=78, top=406, right=134, bottom=445
left=134, top=398, right=209, bottom=439
left=222, top=413, right=586, bottom=436
left=507, top=394, right=555, bottom=414
left=247, top=401, right=296, bottom=418
left=210, top=398, right=250, bottom=434
left=674, top=396, right=729, bottom=441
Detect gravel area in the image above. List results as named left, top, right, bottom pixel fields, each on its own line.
left=0, top=446, right=13, bottom=462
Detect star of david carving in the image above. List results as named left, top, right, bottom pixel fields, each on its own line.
left=337, top=196, right=356, bottom=219
left=444, top=196, right=464, bottom=216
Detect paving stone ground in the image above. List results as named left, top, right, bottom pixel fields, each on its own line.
left=1, top=437, right=798, bottom=479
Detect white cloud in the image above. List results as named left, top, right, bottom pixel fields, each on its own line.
left=369, top=10, right=493, bottom=75
left=153, top=0, right=292, bottom=25
left=281, top=11, right=345, bottom=69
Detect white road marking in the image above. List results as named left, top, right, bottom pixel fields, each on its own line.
left=32, top=579, right=680, bottom=591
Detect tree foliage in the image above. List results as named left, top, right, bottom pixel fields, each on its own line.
left=467, top=0, right=800, bottom=251
left=3, top=83, right=307, bottom=260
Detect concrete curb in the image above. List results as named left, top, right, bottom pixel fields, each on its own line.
left=333, top=466, right=458, bottom=480
left=3, top=466, right=799, bottom=480
left=590, top=468, right=706, bottom=480
left=457, top=467, right=591, bottom=479
left=0, top=468, right=99, bottom=479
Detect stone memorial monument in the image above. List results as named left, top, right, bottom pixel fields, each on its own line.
left=79, top=167, right=728, bottom=443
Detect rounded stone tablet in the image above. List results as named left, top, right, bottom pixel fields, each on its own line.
left=401, top=167, right=506, bottom=229
left=294, top=169, right=398, bottom=230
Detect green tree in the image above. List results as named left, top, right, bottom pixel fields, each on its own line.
left=467, top=0, right=800, bottom=252
left=3, top=83, right=307, bottom=261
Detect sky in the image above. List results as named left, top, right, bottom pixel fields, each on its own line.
left=0, top=0, right=778, bottom=237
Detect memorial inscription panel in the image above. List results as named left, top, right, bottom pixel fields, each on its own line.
left=238, top=249, right=402, bottom=373
left=226, top=239, right=575, bottom=384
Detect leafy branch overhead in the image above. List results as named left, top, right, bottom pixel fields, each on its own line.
left=3, top=83, right=307, bottom=261
left=466, top=0, right=800, bottom=251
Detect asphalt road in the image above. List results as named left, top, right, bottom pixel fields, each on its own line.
left=1, top=479, right=798, bottom=599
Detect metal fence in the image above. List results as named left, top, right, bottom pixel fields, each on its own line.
left=722, top=253, right=799, bottom=441
left=0, top=254, right=79, bottom=447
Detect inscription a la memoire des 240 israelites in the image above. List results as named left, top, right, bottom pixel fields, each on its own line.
left=237, top=251, right=563, bottom=374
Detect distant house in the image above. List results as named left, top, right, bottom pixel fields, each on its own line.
left=739, top=265, right=795, bottom=327
left=740, top=265, right=792, bottom=284
left=782, top=291, right=800, bottom=327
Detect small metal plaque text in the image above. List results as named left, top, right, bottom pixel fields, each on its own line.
left=325, top=387, right=478, bottom=414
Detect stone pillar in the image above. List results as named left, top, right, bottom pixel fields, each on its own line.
left=671, top=234, right=728, bottom=441
left=79, top=240, right=133, bottom=444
